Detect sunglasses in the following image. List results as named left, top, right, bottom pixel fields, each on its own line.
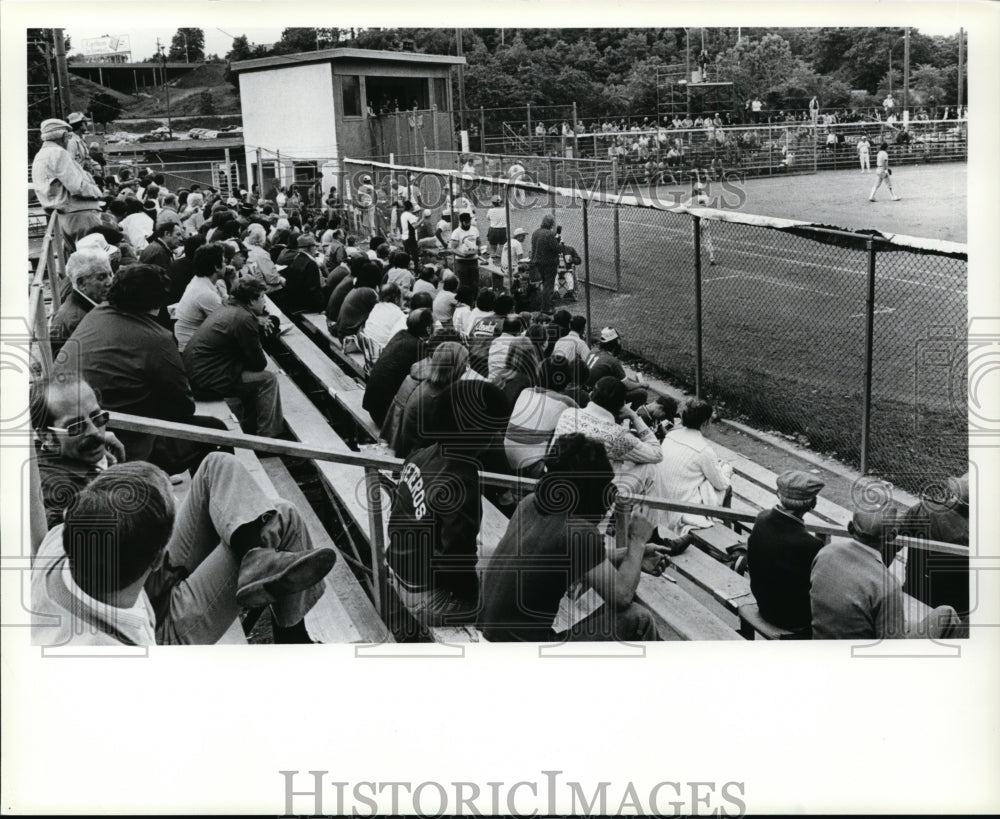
left=48, top=409, right=110, bottom=437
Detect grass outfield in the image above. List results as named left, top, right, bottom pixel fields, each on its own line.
left=471, top=162, right=968, bottom=492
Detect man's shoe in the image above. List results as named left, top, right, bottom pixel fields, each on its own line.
left=236, top=547, right=337, bottom=608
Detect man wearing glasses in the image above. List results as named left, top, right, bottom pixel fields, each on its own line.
left=30, top=374, right=336, bottom=644
left=32, top=376, right=122, bottom=530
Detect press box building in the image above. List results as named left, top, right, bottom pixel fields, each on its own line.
left=230, top=47, right=465, bottom=198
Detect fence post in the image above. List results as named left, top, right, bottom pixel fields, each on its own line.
left=860, top=239, right=877, bottom=475
left=548, top=157, right=557, bottom=218
left=504, top=186, right=514, bottom=292
left=583, top=198, right=592, bottom=346
left=526, top=103, right=532, bottom=146
left=693, top=215, right=703, bottom=398
left=480, top=106, right=486, bottom=153
left=255, top=149, right=269, bottom=197
left=611, top=157, right=621, bottom=291
left=363, top=466, right=391, bottom=623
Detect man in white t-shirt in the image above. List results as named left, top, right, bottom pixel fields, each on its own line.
left=499, top=227, right=526, bottom=278
left=450, top=212, right=481, bottom=257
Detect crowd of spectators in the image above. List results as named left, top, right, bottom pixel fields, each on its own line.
left=31, top=114, right=969, bottom=646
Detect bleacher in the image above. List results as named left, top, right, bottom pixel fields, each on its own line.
left=26, top=212, right=966, bottom=645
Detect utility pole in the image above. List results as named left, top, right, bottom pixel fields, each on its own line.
left=156, top=38, right=173, bottom=136
left=957, top=28, right=964, bottom=110
left=53, top=29, right=71, bottom=119
left=455, top=29, right=467, bottom=131
left=903, top=27, right=910, bottom=114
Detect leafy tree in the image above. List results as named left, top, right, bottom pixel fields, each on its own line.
left=168, top=28, right=205, bottom=62
left=224, top=34, right=253, bottom=89
left=271, top=28, right=340, bottom=55
left=715, top=33, right=796, bottom=101
left=87, top=91, right=123, bottom=124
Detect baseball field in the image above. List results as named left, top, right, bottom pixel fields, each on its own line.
left=475, top=161, right=968, bottom=492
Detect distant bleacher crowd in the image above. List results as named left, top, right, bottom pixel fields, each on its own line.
left=28, top=113, right=970, bottom=646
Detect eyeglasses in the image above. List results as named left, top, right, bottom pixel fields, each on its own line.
left=48, top=409, right=110, bottom=437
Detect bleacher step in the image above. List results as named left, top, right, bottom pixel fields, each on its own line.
left=261, top=456, right=393, bottom=643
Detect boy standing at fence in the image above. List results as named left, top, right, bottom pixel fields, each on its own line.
left=869, top=142, right=900, bottom=202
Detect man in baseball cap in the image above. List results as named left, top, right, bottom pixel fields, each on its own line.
left=32, top=118, right=104, bottom=253
left=810, top=505, right=964, bottom=639
left=747, top=470, right=826, bottom=636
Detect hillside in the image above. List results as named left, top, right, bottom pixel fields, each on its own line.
left=67, top=61, right=241, bottom=128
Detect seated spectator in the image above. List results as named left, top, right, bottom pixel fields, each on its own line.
left=810, top=508, right=965, bottom=640
left=393, top=342, right=470, bottom=459
left=362, top=283, right=405, bottom=349
left=432, top=274, right=459, bottom=326
left=32, top=457, right=336, bottom=645
left=479, top=433, right=665, bottom=642
left=60, top=264, right=228, bottom=474
left=386, top=380, right=508, bottom=626
left=119, top=197, right=154, bottom=252
left=898, top=473, right=970, bottom=616
left=553, top=376, right=671, bottom=544
left=636, top=394, right=678, bottom=442
left=386, top=251, right=416, bottom=299
left=488, top=315, right=526, bottom=380
left=657, top=399, right=732, bottom=546
left=183, top=279, right=284, bottom=438
left=504, top=355, right=579, bottom=478
left=155, top=194, right=181, bottom=229
left=50, top=248, right=112, bottom=357
left=499, top=227, right=527, bottom=278
left=271, top=234, right=325, bottom=314
left=31, top=375, right=124, bottom=529
left=336, top=262, right=383, bottom=341
left=585, top=326, right=648, bottom=408
left=173, top=243, right=227, bottom=352
left=166, top=234, right=207, bottom=305
left=747, top=471, right=826, bottom=636
left=468, top=293, right=514, bottom=377
left=325, top=256, right=366, bottom=331
left=551, top=314, right=590, bottom=362
left=490, top=335, right=541, bottom=411
left=363, top=308, right=435, bottom=426
left=412, top=264, right=439, bottom=299
left=379, top=329, right=461, bottom=451
left=180, top=191, right=206, bottom=236
left=242, top=222, right=285, bottom=289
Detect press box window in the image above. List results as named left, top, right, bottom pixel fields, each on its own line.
left=342, top=75, right=361, bottom=117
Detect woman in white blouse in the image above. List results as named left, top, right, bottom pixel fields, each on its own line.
left=656, top=398, right=733, bottom=542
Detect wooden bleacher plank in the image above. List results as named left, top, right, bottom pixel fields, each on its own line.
left=262, top=456, right=393, bottom=643
left=709, top=439, right=853, bottom=528
left=299, top=312, right=368, bottom=380
left=636, top=575, right=743, bottom=641
left=669, top=547, right=756, bottom=614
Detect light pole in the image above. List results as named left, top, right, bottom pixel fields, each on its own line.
left=887, top=30, right=909, bottom=114
left=684, top=27, right=691, bottom=116
left=181, top=30, right=189, bottom=62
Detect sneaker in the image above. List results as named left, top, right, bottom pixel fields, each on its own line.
left=868, top=197, right=875, bottom=202
left=892, top=196, right=901, bottom=201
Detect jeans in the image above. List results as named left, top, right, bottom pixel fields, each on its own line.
left=231, top=369, right=284, bottom=438
left=567, top=600, right=660, bottom=641
left=146, top=452, right=321, bottom=644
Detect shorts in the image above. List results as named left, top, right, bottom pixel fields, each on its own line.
left=487, top=227, right=507, bottom=247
